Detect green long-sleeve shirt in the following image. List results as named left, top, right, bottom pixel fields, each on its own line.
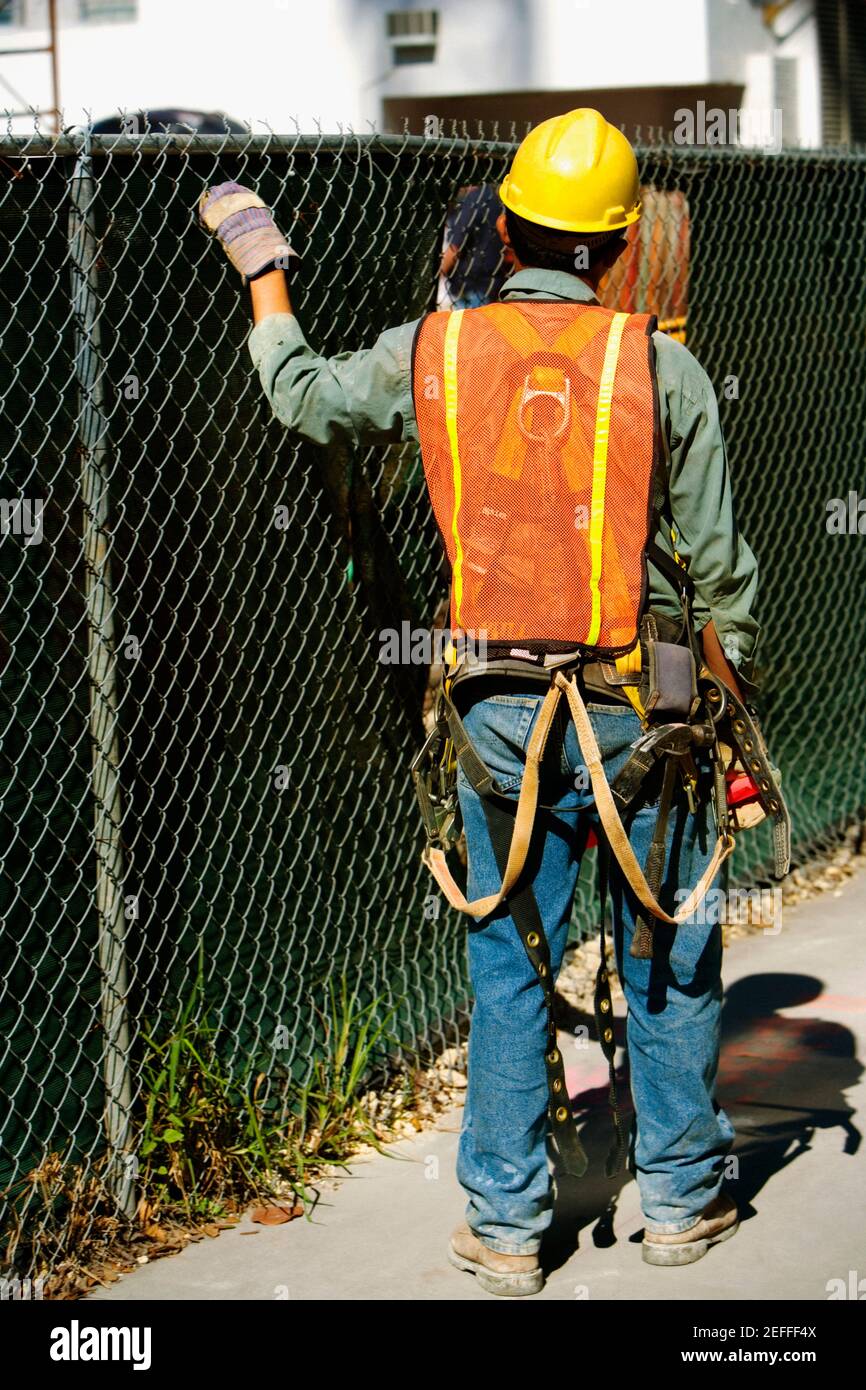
left=248, top=267, right=760, bottom=677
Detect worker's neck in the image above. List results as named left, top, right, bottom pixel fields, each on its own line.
left=511, top=259, right=601, bottom=293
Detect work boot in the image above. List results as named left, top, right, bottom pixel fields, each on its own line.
left=448, top=1222, right=544, bottom=1296
left=642, top=1192, right=739, bottom=1266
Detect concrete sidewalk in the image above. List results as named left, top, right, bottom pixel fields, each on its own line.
left=91, top=870, right=866, bottom=1301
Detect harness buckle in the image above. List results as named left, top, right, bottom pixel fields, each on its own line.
left=410, top=721, right=461, bottom=853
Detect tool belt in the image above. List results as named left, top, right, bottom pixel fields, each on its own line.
left=412, top=587, right=790, bottom=1178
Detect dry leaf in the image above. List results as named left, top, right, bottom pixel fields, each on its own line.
left=249, top=1202, right=304, bottom=1226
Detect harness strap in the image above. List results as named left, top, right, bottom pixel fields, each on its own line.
left=594, top=835, right=628, bottom=1176
left=479, top=795, right=589, bottom=1179
left=718, top=688, right=791, bottom=879
left=441, top=699, right=497, bottom=798
left=554, top=670, right=734, bottom=925
left=629, top=755, right=678, bottom=960
left=425, top=671, right=733, bottom=925
left=646, top=538, right=695, bottom=599
left=423, top=681, right=561, bottom=916
left=422, top=672, right=730, bottom=1180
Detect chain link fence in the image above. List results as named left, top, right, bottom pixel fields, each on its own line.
left=1, top=128, right=865, bottom=1277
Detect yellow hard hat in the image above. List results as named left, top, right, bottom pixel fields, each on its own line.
left=499, top=108, right=641, bottom=234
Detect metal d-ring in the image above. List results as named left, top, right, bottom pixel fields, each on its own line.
left=517, top=373, right=571, bottom=442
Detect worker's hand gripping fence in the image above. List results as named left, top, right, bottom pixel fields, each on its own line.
left=1, top=125, right=865, bottom=1282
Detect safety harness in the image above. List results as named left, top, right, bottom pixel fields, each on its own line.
left=413, top=614, right=790, bottom=1178
left=410, top=302, right=791, bottom=1177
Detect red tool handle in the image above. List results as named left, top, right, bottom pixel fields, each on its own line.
left=726, top=769, right=762, bottom=806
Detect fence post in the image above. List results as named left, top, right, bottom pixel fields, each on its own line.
left=68, top=131, right=135, bottom=1219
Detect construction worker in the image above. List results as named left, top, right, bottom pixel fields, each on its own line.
left=200, top=109, right=781, bottom=1297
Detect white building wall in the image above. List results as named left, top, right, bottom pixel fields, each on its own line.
left=0, top=0, right=823, bottom=145
left=364, top=0, right=711, bottom=128
left=529, top=0, right=711, bottom=89
left=706, top=0, right=822, bottom=147
left=2, top=0, right=378, bottom=133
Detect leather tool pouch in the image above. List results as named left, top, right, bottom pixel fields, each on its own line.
left=639, top=615, right=698, bottom=720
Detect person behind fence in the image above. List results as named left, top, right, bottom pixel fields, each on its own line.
left=199, top=107, right=788, bottom=1297
left=441, top=184, right=512, bottom=308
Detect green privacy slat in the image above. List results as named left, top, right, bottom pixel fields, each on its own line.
left=0, top=132, right=864, bottom=1272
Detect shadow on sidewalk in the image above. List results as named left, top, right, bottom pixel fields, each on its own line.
left=716, top=972, right=861, bottom=1211
left=542, top=972, right=862, bottom=1276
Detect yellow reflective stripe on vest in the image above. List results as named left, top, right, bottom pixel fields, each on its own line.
left=443, top=310, right=465, bottom=624
left=614, top=638, right=646, bottom=721
left=587, top=312, right=628, bottom=646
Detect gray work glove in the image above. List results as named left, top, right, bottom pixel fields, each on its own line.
left=198, top=181, right=300, bottom=284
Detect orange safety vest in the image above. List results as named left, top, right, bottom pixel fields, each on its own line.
left=411, top=300, right=659, bottom=659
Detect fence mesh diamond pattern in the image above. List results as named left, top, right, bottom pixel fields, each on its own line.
left=1, top=130, right=865, bottom=1275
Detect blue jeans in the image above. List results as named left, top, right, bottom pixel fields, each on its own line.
left=455, top=686, right=733, bottom=1254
